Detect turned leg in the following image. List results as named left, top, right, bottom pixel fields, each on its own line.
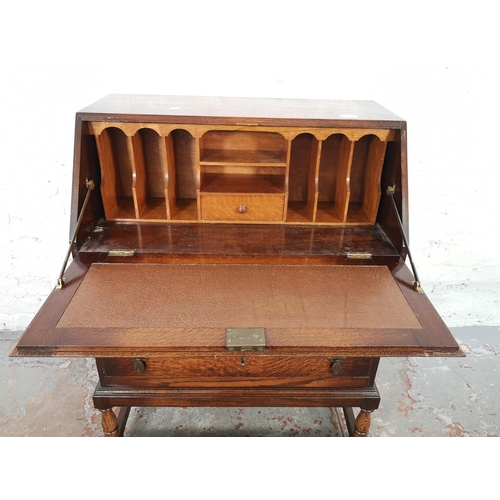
left=354, top=409, right=373, bottom=437
left=99, top=408, right=120, bottom=437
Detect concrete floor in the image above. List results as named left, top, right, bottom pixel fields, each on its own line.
left=1, top=326, right=498, bottom=437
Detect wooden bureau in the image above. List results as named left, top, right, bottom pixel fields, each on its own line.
left=11, top=95, right=463, bottom=436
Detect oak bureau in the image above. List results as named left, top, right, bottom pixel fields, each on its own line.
left=12, top=95, right=462, bottom=436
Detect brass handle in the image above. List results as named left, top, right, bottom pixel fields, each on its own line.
left=238, top=204, right=247, bottom=214
left=133, top=358, right=146, bottom=374
left=328, top=357, right=345, bottom=376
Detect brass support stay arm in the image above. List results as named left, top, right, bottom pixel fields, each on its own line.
left=386, top=184, right=424, bottom=293
left=56, top=179, right=95, bottom=290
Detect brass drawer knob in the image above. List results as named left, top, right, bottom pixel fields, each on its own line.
left=328, top=357, right=345, bottom=376
left=133, top=358, right=146, bottom=374
left=238, top=204, right=247, bottom=214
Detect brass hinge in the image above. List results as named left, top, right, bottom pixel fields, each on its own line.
left=108, top=250, right=136, bottom=257
left=226, top=328, right=266, bottom=352
left=346, top=252, right=372, bottom=260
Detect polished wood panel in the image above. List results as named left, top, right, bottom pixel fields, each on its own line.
left=79, top=95, right=404, bottom=126
left=78, top=222, right=402, bottom=261
left=97, top=356, right=375, bottom=389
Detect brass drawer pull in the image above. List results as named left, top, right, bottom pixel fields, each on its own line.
left=238, top=204, right=247, bottom=214
left=328, top=357, right=346, bottom=376
left=133, top=358, right=147, bottom=374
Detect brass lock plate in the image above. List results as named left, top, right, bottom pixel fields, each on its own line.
left=226, top=328, right=266, bottom=352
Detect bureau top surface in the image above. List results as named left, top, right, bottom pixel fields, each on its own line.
left=77, top=94, right=404, bottom=126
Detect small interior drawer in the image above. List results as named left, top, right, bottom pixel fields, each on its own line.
left=97, top=356, right=375, bottom=389
left=200, top=194, right=285, bottom=221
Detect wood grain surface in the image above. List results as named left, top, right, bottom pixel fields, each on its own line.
left=79, top=95, right=404, bottom=125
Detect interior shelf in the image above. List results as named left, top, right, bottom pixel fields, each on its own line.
left=201, top=173, right=285, bottom=194
left=200, top=130, right=288, bottom=168
left=200, top=148, right=287, bottom=166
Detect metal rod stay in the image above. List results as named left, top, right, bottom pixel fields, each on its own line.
left=386, top=184, right=424, bottom=293
left=56, top=179, right=95, bottom=290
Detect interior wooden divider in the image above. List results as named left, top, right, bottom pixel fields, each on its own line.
left=346, top=135, right=387, bottom=224
left=287, top=133, right=320, bottom=223
left=336, top=136, right=355, bottom=223
left=130, top=133, right=146, bottom=218
left=283, top=136, right=292, bottom=220
left=315, top=134, right=354, bottom=224
left=164, top=133, right=176, bottom=219
left=94, top=127, right=119, bottom=218
left=132, top=129, right=169, bottom=220
left=307, top=138, right=321, bottom=222
left=170, top=130, right=198, bottom=221
left=95, top=127, right=136, bottom=220
left=361, top=137, right=388, bottom=223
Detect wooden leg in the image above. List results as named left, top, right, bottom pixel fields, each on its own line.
left=342, top=407, right=356, bottom=436
left=115, top=407, right=131, bottom=436
left=99, top=408, right=120, bottom=437
left=353, top=409, right=373, bottom=437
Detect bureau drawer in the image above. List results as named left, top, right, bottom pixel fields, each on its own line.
left=200, top=194, right=285, bottom=221
left=97, top=356, right=376, bottom=389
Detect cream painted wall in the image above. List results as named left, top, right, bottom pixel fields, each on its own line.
left=1, top=1, right=499, bottom=330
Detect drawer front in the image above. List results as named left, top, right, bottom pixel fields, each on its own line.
left=200, top=194, right=285, bottom=221
left=97, top=356, right=376, bottom=389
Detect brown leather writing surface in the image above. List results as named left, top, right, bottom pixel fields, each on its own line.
left=58, top=263, right=422, bottom=331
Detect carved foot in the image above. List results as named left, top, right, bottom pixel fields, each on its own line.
left=99, top=408, right=119, bottom=437
left=354, top=409, right=373, bottom=437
